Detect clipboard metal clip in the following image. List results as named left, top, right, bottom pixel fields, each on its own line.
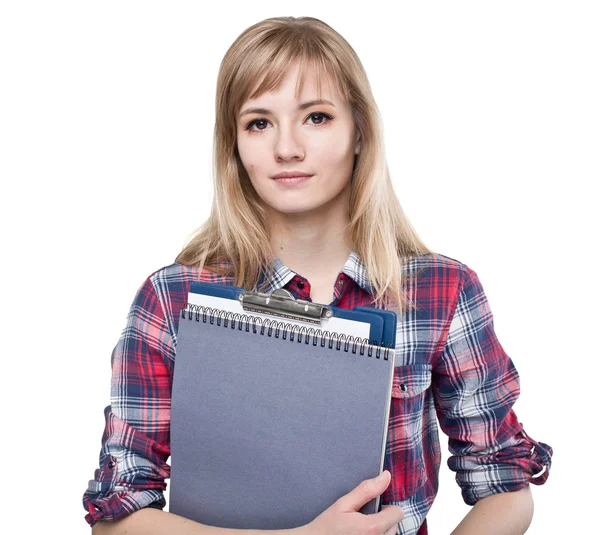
left=238, top=288, right=333, bottom=325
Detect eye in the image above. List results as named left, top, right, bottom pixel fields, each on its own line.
left=243, top=112, right=334, bottom=133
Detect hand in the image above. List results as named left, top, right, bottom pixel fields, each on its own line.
left=380, top=506, right=401, bottom=535
left=297, top=470, right=404, bottom=535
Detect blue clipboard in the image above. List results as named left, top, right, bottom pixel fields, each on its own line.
left=189, top=281, right=396, bottom=347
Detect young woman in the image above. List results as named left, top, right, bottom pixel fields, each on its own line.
left=83, top=16, right=553, bottom=535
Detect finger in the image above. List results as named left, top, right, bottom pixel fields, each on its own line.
left=378, top=504, right=404, bottom=535
left=380, top=511, right=399, bottom=535
left=378, top=503, right=404, bottom=524
left=336, top=471, right=391, bottom=512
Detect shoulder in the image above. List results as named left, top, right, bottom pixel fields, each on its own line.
left=126, top=261, right=237, bottom=361
left=132, top=260, right=235, bottom=319
left=146, top=260, right=232, bottom=284
left=403, top=252, right=469, bottom=286
left=140, top=261, right=235, bottom=301
left=395, top=252, right=475, bottom=319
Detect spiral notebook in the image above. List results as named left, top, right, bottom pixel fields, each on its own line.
left=169, top=282, right=397, bottom=530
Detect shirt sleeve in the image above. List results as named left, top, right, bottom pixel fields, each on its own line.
left=82, top=274, right=174, bottom=527
left=431, top=264, right=553, bottom=506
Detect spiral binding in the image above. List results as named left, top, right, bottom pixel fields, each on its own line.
left=181, top=303, right=394, bottom=360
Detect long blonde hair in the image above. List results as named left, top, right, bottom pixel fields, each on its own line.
left=175, top=16, right=435, bottom=315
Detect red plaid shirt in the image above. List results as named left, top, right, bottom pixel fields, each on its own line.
left=83, top=251, right=553, bottom=534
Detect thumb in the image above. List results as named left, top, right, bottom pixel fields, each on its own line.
left=336, top=470, right=391, bottom=512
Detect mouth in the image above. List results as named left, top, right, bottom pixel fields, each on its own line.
left=272, top=175, right=313, bottom=186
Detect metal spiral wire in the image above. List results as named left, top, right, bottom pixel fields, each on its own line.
left=181, top=303, right=393, bottom=360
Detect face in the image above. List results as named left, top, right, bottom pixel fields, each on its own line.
left=236, top=61, right=361, bottom=219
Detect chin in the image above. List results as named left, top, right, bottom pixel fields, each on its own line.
left=262, top=198, right=325, bottom=215
left=271, top=204, right=319, bottom=215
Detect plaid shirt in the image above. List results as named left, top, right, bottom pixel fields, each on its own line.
left=83, top=251, right=553, bottom=534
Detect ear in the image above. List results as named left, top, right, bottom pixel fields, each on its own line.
left=354, top=131, right=361, bottom=155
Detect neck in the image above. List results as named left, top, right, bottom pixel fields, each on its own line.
left=266, top=191, right=353, bottom=280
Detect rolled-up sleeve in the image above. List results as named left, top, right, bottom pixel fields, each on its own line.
left=83, top=275, right=174, bottom=526
left=432, top=265, right=553, bottom=506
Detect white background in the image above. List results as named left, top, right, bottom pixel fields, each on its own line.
left=2, top=1, right=597, bottom=533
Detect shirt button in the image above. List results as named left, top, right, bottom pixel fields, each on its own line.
left=297, top=281, right=305, bottom=289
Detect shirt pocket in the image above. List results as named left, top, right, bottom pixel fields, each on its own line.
left=381, top=363, right=432, bottom=502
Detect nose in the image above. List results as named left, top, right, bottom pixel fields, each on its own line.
left=273, top=123, right=305, bottom=161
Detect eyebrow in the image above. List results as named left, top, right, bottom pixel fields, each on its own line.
left=239, top=99, right=336, bottom=118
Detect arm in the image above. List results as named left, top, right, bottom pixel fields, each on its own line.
left=450, top=484, right=533, bottom=535
left=432, top=265, right=552, bottom=525
left=83, top=274, right=174, bottom=527
left=90, top=471, right=404, bottom=534
left=91, top=507, right=298, bottom=535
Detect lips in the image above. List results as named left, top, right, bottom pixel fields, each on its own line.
left=271, top=171, right=313, bottom=179
left=273, top=175, right=312, bottom=185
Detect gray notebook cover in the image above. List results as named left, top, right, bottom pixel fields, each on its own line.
left=169, top=310, right=395, bottom=530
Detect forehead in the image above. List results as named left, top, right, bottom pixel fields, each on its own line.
left=242, top=61, right=344, bottom=107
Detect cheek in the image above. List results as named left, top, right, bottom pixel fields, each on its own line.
left=237, top=145, right=259, bottom=175
left=312, top=138, right=353, bottom=164
left=238, top=139, right=266, bottom=166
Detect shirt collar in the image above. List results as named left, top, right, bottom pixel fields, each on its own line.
left=258, top=249, right=375, bottom=295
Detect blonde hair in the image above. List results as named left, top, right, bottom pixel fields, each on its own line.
left=175, top=16, right=435, bottom=315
